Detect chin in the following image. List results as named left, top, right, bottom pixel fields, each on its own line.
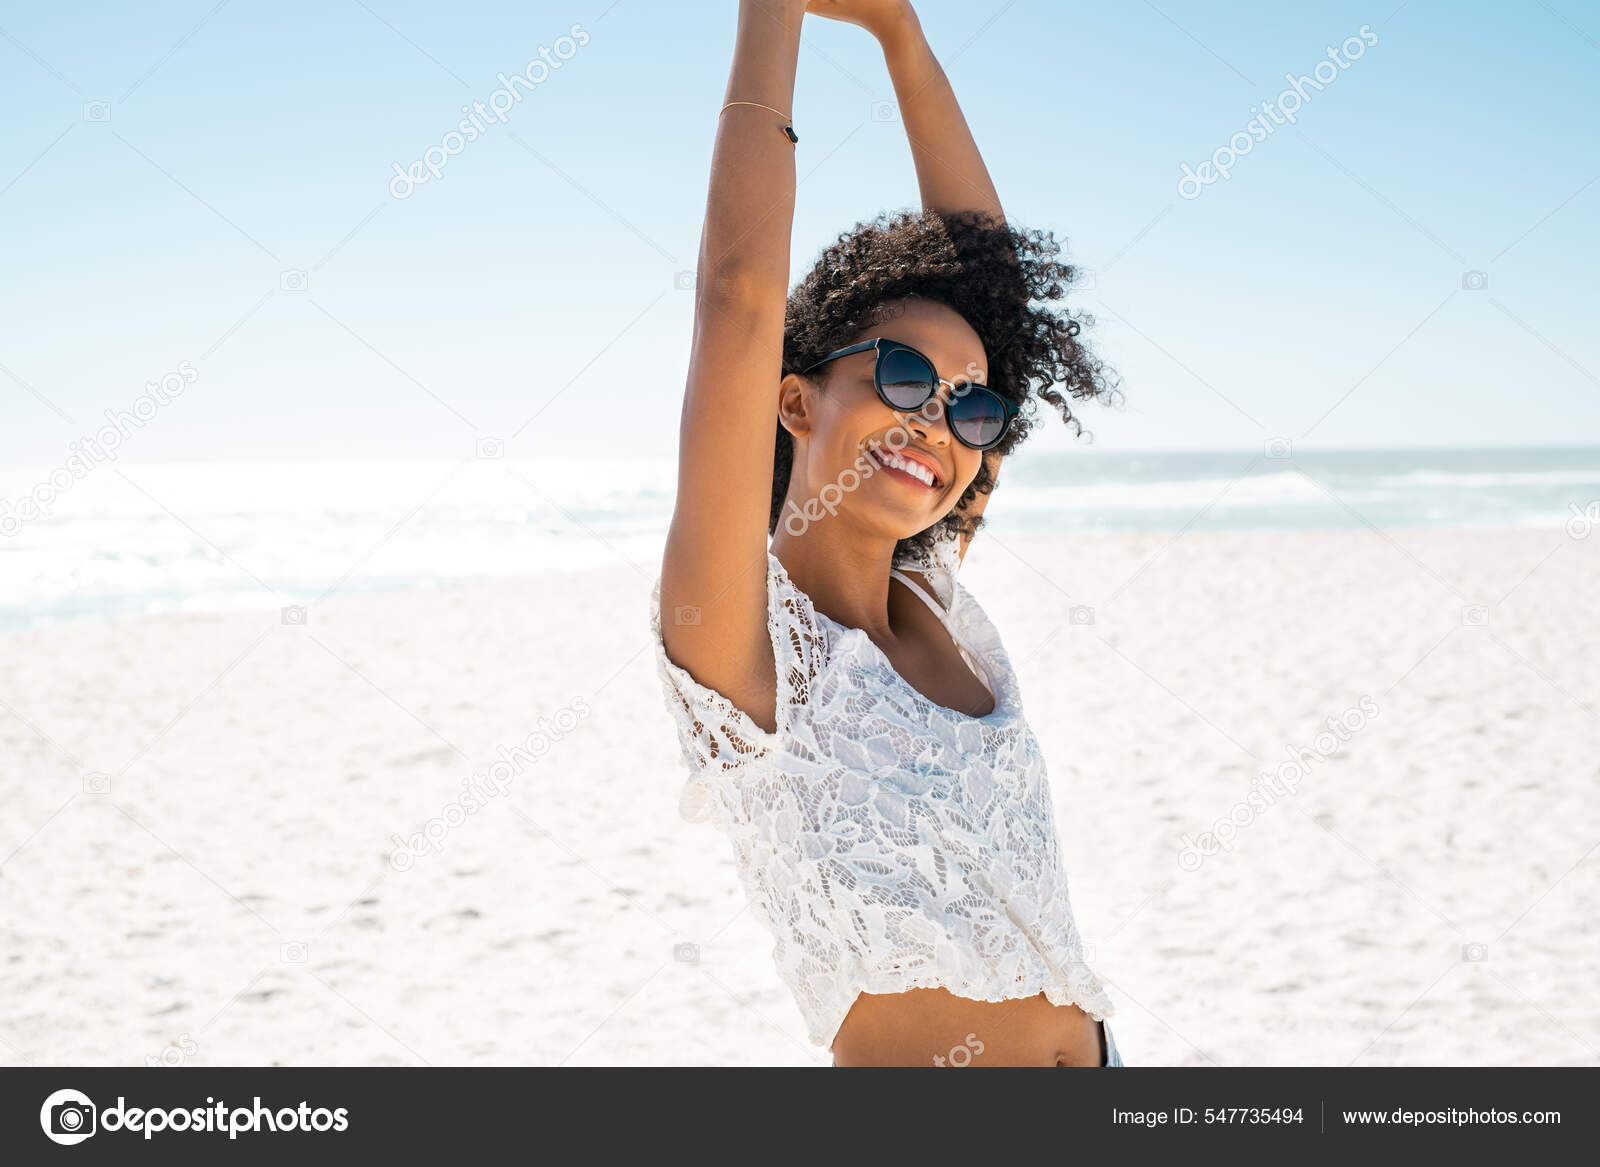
left=863, top=500, right=945, bottom=542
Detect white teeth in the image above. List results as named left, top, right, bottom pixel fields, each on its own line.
left=872, top=446, right=935, bottom=486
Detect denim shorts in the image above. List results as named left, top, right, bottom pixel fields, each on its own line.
left=1100, top=1020, right=1124, bottom=1067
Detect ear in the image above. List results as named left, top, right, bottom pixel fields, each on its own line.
left=777, top=372, right=816, bottom=440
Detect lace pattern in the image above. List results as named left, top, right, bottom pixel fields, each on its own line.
left=648, top=529, right=1114, bottom=1047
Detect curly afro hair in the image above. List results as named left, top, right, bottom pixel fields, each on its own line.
left=773, top=207, right=1122, bottom=565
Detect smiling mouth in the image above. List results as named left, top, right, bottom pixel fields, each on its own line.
left=866, top=444, right=942, bottom=489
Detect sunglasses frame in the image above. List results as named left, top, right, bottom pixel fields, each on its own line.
left=801, top=337, right=1018, bottom=451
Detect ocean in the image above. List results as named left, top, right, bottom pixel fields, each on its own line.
left=3, top=446, right=1597, bottom=632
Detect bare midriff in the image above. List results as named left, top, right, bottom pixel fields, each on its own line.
left=830, top=986, right=1103, bottom=1067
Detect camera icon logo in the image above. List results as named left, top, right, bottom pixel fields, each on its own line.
left=674, top=605, right=701, bottom=626
left=83, top=101, right=111, bottom=122
left=1460, top=605, right=1488, bottom=627
left=476, top=437, right=504, bottom=459
left=870, top=100, right=898, bottom=123
left=281, top=604, right=307, bottom=626
left=1264, top=437, right=1293, bottom=460
left=1068, top=605, right=1095, bottom=626
left=1461, top=270, right=1489, bottom=291
left=40, top=1088, right=97, bottom=1145
left=1461, top=942, right=1488, bottom=962
left=673, top=941, right=700, bottom=963
left=280, top=941, right=309, bottom=962
left=673, top=270, right=698, bottom=291
left=83, top=772, right=111, bottom=795
left=280, top=269, right=308, bottom=292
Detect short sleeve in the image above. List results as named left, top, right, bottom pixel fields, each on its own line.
left=647, top=551, right=829, bottom=825
left=891, top=524, right=963, bottom=612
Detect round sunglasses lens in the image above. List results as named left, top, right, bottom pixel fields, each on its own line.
left=878, top=347, right=936, bottom=410
left=949, top=389, right=1008, bottom=448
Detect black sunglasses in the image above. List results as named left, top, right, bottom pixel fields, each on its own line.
left=802, top=338, right=1018, bottom=451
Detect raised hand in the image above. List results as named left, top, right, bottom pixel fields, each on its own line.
left=803, top=0, right=913, bottom=40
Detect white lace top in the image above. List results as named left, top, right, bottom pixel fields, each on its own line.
left=647, top=527, right=1114, bottom=1049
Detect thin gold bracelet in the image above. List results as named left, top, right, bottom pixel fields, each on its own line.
left=720, top=100, right=798, bottom=144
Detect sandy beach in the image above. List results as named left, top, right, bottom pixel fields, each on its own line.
left=2, top=525, right=1596, bottom=1067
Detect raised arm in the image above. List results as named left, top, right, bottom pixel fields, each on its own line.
left=884, top=7, right=1007, bottom=563
left=876, top=5, right=1005, bottom=225
left=658, top=0, right=807, bottom=735
left=819, top=1, right=1006, bottom=562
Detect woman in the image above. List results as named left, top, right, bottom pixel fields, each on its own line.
left=651, top=0, right=1122, bottom=1066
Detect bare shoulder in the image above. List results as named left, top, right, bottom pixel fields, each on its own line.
left=659, top=534, right=778, bottom=735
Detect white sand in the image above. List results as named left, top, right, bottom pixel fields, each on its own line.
left=1, top=527, right=1596, bottom=1066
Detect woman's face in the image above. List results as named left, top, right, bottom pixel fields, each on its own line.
left=781, top=298, right=989, bottom=542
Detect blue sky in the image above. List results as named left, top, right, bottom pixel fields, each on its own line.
left=2, top=0, right=1596, bottom=466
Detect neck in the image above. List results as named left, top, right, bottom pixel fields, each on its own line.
left=769, top=518, right=902, bottom=641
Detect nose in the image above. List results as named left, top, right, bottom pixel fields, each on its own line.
left=903, top=387, right=954, bottom=447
